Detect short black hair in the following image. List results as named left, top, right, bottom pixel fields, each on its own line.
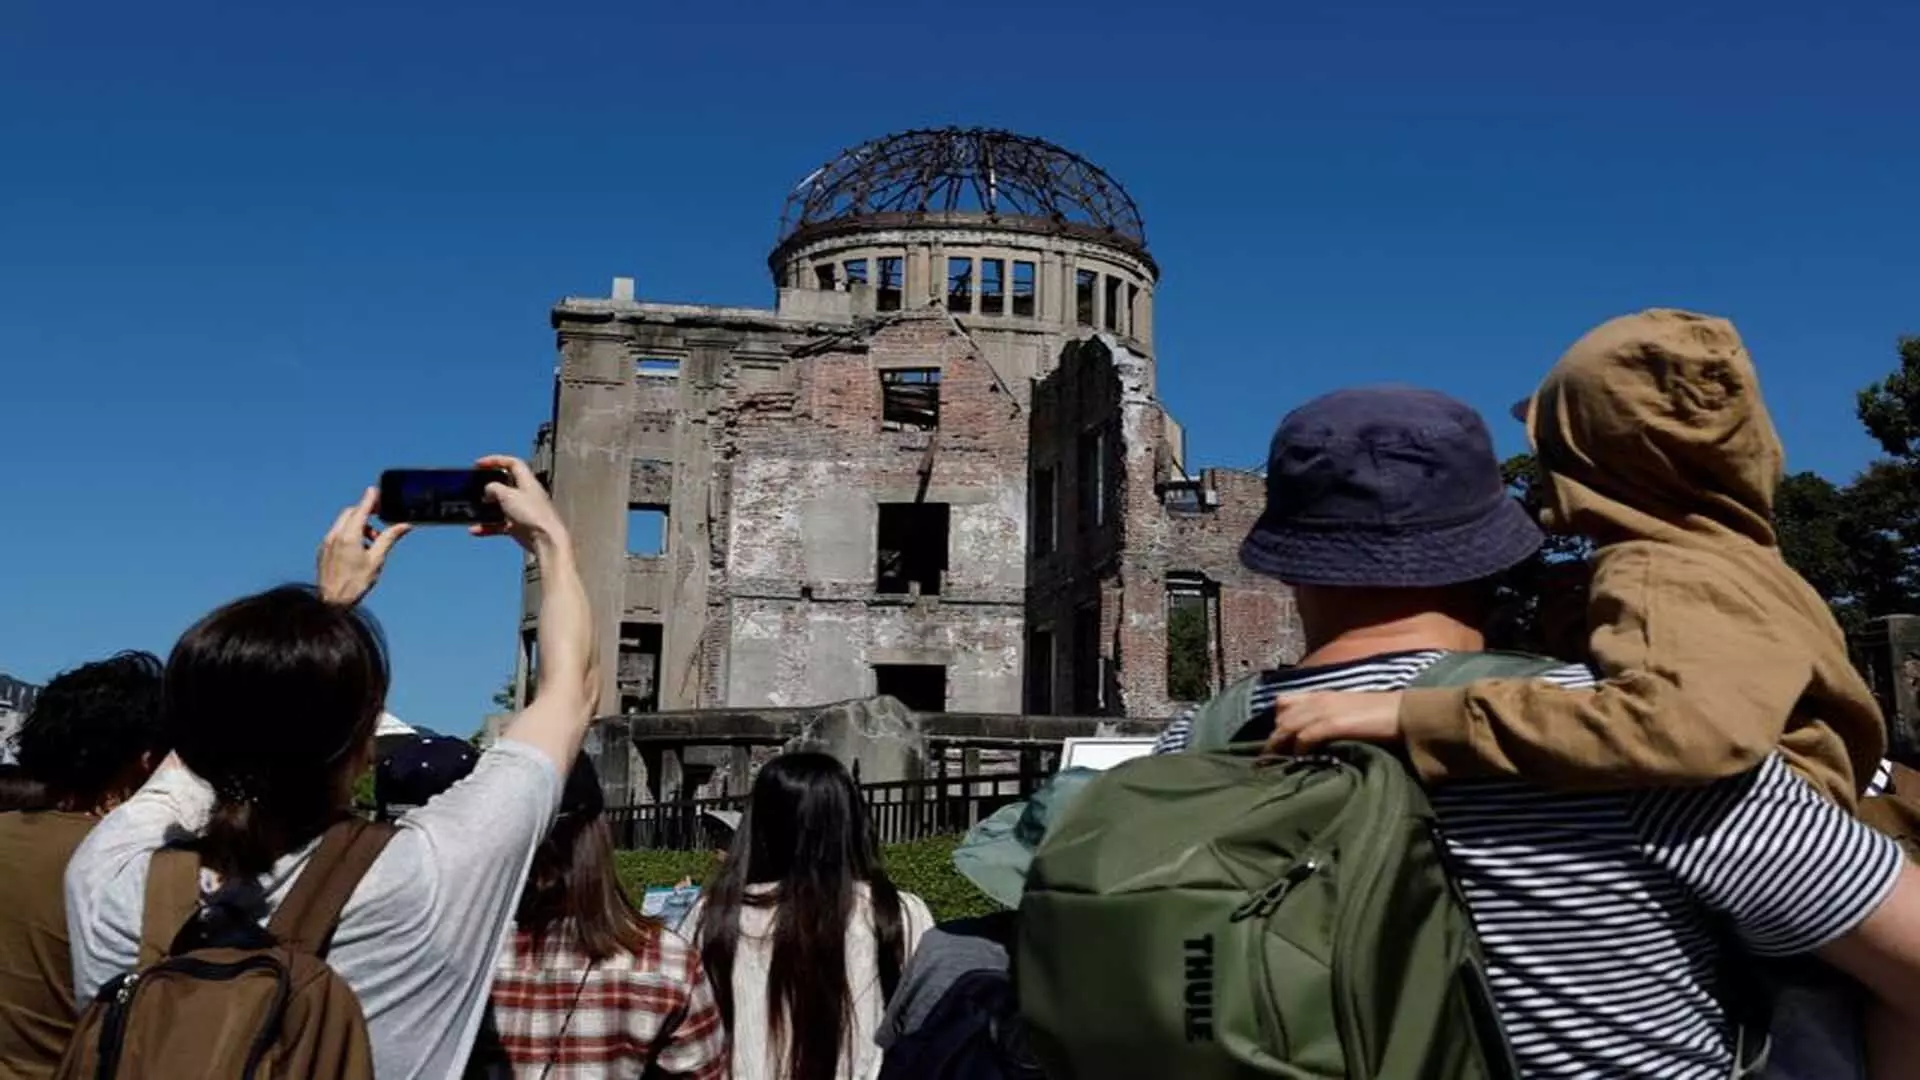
left=17, top=651, right=165, bottom=806
left=167, top=585, right=389, bottom=877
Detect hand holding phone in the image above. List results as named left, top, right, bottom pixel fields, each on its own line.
left=377, top=469, right=511, bottom=525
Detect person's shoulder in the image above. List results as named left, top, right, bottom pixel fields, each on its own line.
left=893, top=890, right=937, bottom=930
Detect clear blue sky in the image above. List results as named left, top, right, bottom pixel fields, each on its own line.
left=4, top=0, right=1916, bottom=733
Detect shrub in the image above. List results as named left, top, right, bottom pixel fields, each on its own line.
left=614, top=834, right=1001, bottom=923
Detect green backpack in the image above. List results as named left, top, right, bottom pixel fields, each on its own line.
left=1015, top=652, right=1552, bottom=1080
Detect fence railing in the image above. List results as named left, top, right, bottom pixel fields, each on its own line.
left=605, top=770, right=1048, bottom=851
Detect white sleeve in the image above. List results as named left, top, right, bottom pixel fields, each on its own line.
left=1631, top=755, right=1903, bottom=956
left=64, top=759, right=218, bottom=998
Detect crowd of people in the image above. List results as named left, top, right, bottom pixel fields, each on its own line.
left=3, top=308, right=1920, bottom=1078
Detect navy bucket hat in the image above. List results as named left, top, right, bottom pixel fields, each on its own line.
left=1240, top=387, right=1542, bottom=588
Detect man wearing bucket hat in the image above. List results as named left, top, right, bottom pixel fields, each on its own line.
left=1151, top=385, right=1920, bottom=1077
left=875, top=769, right=1099, bottom=1078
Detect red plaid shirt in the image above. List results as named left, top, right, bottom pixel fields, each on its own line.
left=490, top=922, right=729, bottom=1079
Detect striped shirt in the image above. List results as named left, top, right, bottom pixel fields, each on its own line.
left=1154, top=651, right=1902, bottom=1079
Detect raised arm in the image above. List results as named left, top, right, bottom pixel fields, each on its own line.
left=470, top=455, right=599, bottom=775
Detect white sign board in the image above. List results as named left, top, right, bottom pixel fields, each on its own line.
left=1060, top=736, right=1157, bottom=772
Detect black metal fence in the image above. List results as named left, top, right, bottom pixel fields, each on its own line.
left=605, top=770, right=1047, bottom=851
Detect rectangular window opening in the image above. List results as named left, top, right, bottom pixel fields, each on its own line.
left=877, top=257, right=905, bottom=311
left=1032, top=466, right=1057, bottom=555
left=1161, top=478, right=1208, bottom=515
left=814, top=264, right=837, bottom=291
left=1072, top=604, right=1103, bottom=714
left=880, top=368, right=941, bottom=430
left=1075, top=269, right=1097, bottom=327
left=1027, top=629, right=1055, bottom=714
left=1012, top=261, right=1036, bottom=317
left=617, top=621, right=663, bottom=714
left=1127, top=283, right=1142, bottom=335
left=637, top=357, right=681, bottom=379
left=876, top=502, right=950, bottom=596
left=980, top=259, right=1005, bottom=316
left=947, top=257, right=974, bottom=314
left=627, top=505, right=667, bottom=557
left=874, top=664, right=947, bottom=713
left=1166, top=576, right=1212, bottom=703
left=1103, top=276, right=1122, bottom=331
left=844, top=259, right=869, bottom=287
left=1077, top=427, right=1109, bottom=530
left=521, top=627, right=540, bottom=705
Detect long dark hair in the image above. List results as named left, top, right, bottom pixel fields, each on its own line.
left=516, top=758, right=659, bottom=962
left=165, top=586, right=389, bottom=878
left=697, top=752, right=905, bottom=1080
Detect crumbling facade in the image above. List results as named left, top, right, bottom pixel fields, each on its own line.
left=519, top=128, right=1300, bottom=724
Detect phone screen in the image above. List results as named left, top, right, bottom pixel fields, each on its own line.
left=378, top=469, right=509, bottom=525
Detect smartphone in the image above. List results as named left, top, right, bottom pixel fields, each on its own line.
left=378, top=469, right=510, bottom=525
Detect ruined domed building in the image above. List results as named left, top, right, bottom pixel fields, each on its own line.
left=517, top=128, right=1302, bottom=746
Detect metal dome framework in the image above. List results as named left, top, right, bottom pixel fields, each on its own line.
left=776, top=128, right=1149, bottom=258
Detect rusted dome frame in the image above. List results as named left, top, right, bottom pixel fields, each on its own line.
left=776, top=128, right=1148, bottom=257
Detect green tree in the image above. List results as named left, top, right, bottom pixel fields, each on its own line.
left=1166, top=599, right=1211, bottom=702
left=1488, top=453, right=1591, bottom=657
left=1856, top=336, right=1920, bottom=460
left=490, top=676, right=516, bottom=712
left=1774, top=471, right=1858, bottom=623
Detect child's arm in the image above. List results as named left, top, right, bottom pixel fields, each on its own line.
left=1402, top=544, right=1820, bottom=789
left=1271, top=546, right=1824, bottom=792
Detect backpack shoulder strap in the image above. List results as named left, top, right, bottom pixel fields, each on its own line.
left=1408, top=650, right=1565, bottom=689
left=267, top=819, right=396, bottom=958
left=1184, top=675, right=1262, bottom=752
left=139, top=847, right=203, bottom=966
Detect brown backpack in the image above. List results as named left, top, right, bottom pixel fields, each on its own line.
left=57, top=819, right=395, bottom=1080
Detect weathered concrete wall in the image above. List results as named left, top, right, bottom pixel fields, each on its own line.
left=1851, top=614, right=1920, bottom=762
left=720, top=311, right=1028, bottom=713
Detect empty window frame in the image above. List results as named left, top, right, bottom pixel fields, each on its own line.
left=1071, top=603, right=1103, bottom=714
left=877, top=256, right=905, bottom=311
left=627, top=505, right=667, bottom=556
left=617, top=621, right=662, bottom=713
left=814, top=264, right=837, bottom=290
left=1077, top=427, right=1109, bottom=530
left=1161, top=479, right=1206, bottom=514
left=1127, top=283, right=1142, bottom=335
left=521, top=627, right=540, bottom=704
left=636, top=357, right=681, bottom=379
left=1031, top=466, right=1057, bottom=556
left=876, top=502, right=950, bottom=596
left=1075, top=269, right=1097, bottom=326
left=880, top=368, right=941, bottom=430
left=980, top=258, right=1005, bottom=316
left=1027, top=628, right=1055, bottom=714
left=844, top=258, right=870, bottom=287
left=1166, top=575, right=1213, bottom=702
left=1103, top=276, right=1122, bottom=331
left=1012, top=261, right=1037, bottom=317
left=947, top=257, right=974, bottom=314
left=874, top=663, right=947, bottom=713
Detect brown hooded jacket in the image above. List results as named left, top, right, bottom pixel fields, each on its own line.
left=1399, top=308, right=1884, bottom=809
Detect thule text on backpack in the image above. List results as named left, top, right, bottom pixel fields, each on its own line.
left=1183, top=935, right=1215, bottom=1042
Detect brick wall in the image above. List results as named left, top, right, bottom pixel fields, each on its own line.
left=1029, top=337, right=1302, bottom=718
left=718, top=311, right=1029, bottom=713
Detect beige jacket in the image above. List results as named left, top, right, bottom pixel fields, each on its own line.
left=1401, top=308, right=1884, bottom=809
